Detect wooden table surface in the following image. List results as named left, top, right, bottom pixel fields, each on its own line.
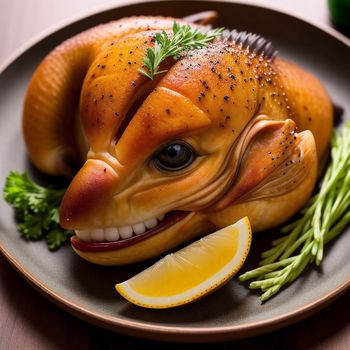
left=1, top=1, right=349, bottom=349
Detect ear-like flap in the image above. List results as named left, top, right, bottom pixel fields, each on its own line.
left=216, top=118, right=300, bottom=207
left=208, top=119, right=318, bottom=232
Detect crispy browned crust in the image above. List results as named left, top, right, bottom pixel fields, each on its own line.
left=23, top=17, right=182, bottom=175
left=23, top=16, right=332, bottom=264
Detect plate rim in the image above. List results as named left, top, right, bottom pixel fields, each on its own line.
left=0, top=0, right=350, bottom=342
left=1, top=0, right=350, bottom=74
left=1, top=243, right=349, bottom=342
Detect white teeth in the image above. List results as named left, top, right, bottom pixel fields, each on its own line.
left=119, top=225, right=133, bottom=239
left=75, top=214, right=167, bottom=242
left=91, top=228, right=105, bottom=241
left=133, top=222, right=146, bottom=235
left=75, top=229, right=91, bottom=241
left=144, top=218, right=158, bottom=229
left=105, top=227, right=120, bottom=242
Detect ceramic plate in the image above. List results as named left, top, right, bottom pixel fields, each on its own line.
left=0, top=0, right=349, bottom=342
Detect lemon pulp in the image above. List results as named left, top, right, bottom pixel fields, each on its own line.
left=116, top=217, right=251, bottom=308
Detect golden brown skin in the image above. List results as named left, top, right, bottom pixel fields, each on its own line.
left=23, top=17, right=182, bottom=176
left=23, top=16, right=333, bottom=265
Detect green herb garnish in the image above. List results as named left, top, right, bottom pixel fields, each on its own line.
left=138, top=21, right=224, bottom=80
left=239, top=121, right=350, bottom=302
left=3, top=171, right=72, bottom=250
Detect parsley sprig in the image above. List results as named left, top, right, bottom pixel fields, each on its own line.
left=239, top=121, right=350, bottom=302
left=139, top=21, right=224, bottom=80
left=3, top=171, right=72, bottom=250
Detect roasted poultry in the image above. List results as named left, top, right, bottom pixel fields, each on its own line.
left=23, top=13, right=333, bottom=265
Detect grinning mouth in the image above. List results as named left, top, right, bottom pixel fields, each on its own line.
left=71, top=211, right=190, bottom=252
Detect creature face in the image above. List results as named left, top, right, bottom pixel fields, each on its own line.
left=59, top=31, right=318, bottom=265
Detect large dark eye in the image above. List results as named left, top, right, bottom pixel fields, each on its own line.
left=153, top=141, right=195, bottom=171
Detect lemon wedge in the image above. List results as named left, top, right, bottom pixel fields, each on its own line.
left=115, top=217, right=252, bottom=309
